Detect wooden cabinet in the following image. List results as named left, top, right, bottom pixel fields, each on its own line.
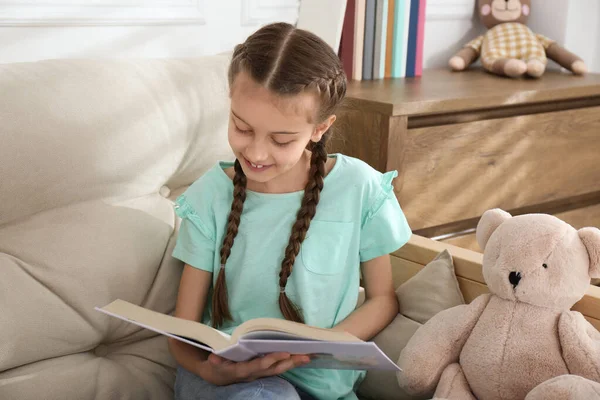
left=329, top=68, right=600, bottom=252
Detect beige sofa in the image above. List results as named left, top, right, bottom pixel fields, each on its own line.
left=0, top=54, right=456, bottom=400
left=0, top=55, right=235, bottom=399
left=3, top=55, right=600, bottom=400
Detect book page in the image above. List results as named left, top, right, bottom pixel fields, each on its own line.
left=240, top=330, right=318, bottom=341
left=238, top=339, right=400, bottom=371
left=232, top=318, right=360, bottom=343
left=96, top=300, right=231, bottom=351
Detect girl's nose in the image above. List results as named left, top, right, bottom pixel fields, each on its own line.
left=244, top=140, right=269, bottom=163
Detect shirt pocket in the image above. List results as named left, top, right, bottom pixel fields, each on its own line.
left=300, top=220, right=354, bottom=276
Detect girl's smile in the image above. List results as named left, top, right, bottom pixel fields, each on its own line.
left=243, top=157, right=273, bottom=172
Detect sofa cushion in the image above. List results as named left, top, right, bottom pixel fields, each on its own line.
left=0, top=56, right=234, bottom=399
left=0, top=336, right=173, bottom=399
left=0, top=200, right=177, bottom=370
left=0, top=57, right=234, bottom=227
left=357, top=250, right=465, bottom=400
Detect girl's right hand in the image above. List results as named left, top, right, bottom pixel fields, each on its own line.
left=199, top=352, right=311, bottom=386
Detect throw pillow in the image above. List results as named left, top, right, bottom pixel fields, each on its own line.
left=356, top=249, right=465, bottom=400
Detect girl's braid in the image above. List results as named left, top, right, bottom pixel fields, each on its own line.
left=211, top=159, right=246, bottom=327
left=277, top=138, right=328, bottom=322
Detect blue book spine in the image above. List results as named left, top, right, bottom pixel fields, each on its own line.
left=405, top=0, right=420, bottom=77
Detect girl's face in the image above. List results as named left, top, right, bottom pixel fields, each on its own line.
left=228, top=70, right=333, bottom=190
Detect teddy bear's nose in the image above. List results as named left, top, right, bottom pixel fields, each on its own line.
left=509, top=271, right=522, bottom=288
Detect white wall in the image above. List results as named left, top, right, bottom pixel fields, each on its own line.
left=0, top=0, right=299, bottom=63
left=596, top=44, right=600, bottom=75
left=564, top=0, right=600, bottom=73
left=423, top=0, right=484, bottom=69
left=0, top=0, right=598, bottom=73
left=527, top=0, right=600, bottom=73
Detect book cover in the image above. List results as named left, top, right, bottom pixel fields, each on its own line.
left=339, top=0, right=356, bottom=79
left=414, top=0, right=427, bottom=77
left=400, top=0, right=411, bottom=77
left=95, top=299, right=401, bottom=372
left=384, top=0, right=395, bottom=78
left=362, top=0, right=376, bottom=80
left=352, top=0, right=366, bottom=81
left=373, top=0, right=388, bottom=80
left=296, top=0, right=348, bottom=53
left=391, top=0, right=405, bottom=78
left=405, top=0, right=420, bottom=77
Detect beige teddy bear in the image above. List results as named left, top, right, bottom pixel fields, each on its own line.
left=397, top=209, right=600, bottom=399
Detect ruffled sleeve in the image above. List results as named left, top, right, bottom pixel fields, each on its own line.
left=359, top=170, right=412, bottom=262
left=172, top=193, right=216, bottom=272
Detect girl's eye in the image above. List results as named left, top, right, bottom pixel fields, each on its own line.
left=235, top=126, right=252, bottom=134
left=273, top=140, right=292, bottom=147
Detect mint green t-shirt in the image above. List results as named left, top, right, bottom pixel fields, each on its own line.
left=171, top=153, right=412, bottom=400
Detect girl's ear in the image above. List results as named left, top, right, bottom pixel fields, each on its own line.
left=522, top=4, right=530, bottom=16
left=311, top=115, right=336, bottom=142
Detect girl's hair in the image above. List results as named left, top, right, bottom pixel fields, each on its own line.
left=211, top=22, right=347, bottom=328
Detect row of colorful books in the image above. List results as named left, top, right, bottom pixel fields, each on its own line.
left=339, top=0, right=427, bottom=80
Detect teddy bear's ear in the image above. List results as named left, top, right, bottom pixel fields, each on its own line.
left=476, top=208, right=512, bottom=251
left=578, top=227, right=600, bottom=279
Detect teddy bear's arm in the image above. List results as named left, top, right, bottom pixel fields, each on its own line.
left=536, top=33, right=587, bottom=75
left=449, top=35, right=483, bottom=71
left=558, top=311, right=600, bottom=382
left=397, top=293, right=491, bottom=396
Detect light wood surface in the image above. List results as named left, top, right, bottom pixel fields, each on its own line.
left=394, top=234, right=485, bottom=284
left=442, top=203, right=600, bottom=252
left=345, top=68, right=600, bottom=116
left=391, top=235, right=600, bottom=331
left=397, top=106, right=600, bottom=230
left=555, top=202, right=600, bottom=230
left=442, top=234, right=480, bottom=252
left=330, top=101, right=394, bottom=172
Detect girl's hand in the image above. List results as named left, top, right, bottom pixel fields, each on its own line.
left=200, top=352, right=311, bottom=386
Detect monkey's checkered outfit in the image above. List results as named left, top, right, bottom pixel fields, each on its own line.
left=466, top=22, right=555, bottom=70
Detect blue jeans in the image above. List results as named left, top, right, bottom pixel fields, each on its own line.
left=174, top=366, right=316, bottom=400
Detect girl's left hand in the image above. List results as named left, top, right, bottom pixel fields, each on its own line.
left=206, top=352, right=310, bottom=384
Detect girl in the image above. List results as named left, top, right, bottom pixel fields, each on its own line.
left=168, top=22, right=412, bottom=400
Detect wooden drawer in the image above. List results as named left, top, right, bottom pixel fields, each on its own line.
left=393, top=106, right=600, bottom=231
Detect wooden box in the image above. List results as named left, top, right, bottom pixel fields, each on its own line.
left=331, top=69, right=600, bottom=252
left=393, top=235, right=600, bottom=330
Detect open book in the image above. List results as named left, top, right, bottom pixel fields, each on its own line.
left=95, top=299, right=400, bottom=371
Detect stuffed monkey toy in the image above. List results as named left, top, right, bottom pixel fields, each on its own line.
left=449, top=0, right=587, bottom=78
